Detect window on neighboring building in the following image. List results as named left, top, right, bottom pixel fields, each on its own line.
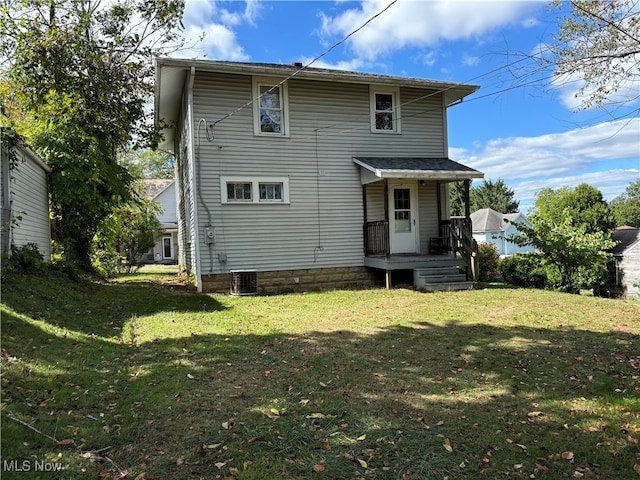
left=221, top=176, right=290, bottom=204
left=253, top=77, right=289, bottom=136
left=370, top=86, right=400, bottom=133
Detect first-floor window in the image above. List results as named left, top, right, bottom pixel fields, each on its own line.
left=227, top=182, right=252, bottom=201
left=221, top=176, right=290, bottom=204
left=259, top=182, right=283, bottom=201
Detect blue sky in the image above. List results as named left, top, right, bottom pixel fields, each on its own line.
left=174, top=0, right=639, bottom=212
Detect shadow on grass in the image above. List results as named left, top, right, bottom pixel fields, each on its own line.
left=1, top=274, right=639, bottom=480
left=1, top=271, right=226, bottom=338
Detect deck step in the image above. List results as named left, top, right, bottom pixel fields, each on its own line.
left=418, top=281, right=474, bottom=292
left=413, top=266, right=473, bottom=292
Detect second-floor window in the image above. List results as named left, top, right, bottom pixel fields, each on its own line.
left=253, top=77, right=289, bottom=136
left=370, top=86, right=400, bottom=133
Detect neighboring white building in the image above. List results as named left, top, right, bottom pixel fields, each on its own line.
left=612, top=226, right=640, bottom=299
left=0, top=128, right=52, bottom=260
left=143, top=179, right=178, bottom=264
left=155, top=59, right=484, bottom=292
left=470, top=208, right=534, bottom=256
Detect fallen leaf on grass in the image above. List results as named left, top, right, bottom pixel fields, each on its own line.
left=58, top=439, right=73, bottom=446
left=176, top=457, right=185, bottom=466
left=562, top=451, right=575, bottom=462
left=313, top=463, right=325, bottom=472
left=214, top=462, right=226, bottom=469
left=443, top=438, right=453, bottom=452
left=356, top=434, right=366, bottom=441
left=357, top=458, right=368, bottom=468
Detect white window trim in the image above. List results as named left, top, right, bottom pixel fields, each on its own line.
left=221, top=176, right=290, bottom=204
left=252, top=77, right=290, bottom=137
left=370, top=86, right=401, bottom=134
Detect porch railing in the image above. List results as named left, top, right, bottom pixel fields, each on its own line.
left=446, top=217, right=479, bottom=283
left=364, top=220, right=389, bottom=257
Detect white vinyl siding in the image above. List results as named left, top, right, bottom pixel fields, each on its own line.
left=6, top=146, right=51, bottom=260
left=189, top=71, right=447, bottom=275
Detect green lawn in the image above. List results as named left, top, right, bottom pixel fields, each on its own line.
left=1, top=269, right=639, bottom=479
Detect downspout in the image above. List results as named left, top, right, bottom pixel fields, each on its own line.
left=187, top=66, right=204, bottom=293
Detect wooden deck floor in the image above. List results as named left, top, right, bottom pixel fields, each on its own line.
left=364, top=253, right=465, bottom=271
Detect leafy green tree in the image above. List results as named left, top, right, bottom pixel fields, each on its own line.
left=470, top=179, right=519, bottom=213
left=449, top=181, right=467, bottom=216
left=550, top=0, right=640, bottom=115
left=0, top=0, right=184, bottom=268
left=120, top=149, right=175, bottom=179
left=92, top=198, right=162, bottom=276
left=535, top=183, right=616, bottom=235
left=512, top=208, right=616, bottom=294
left=610, top=178, right=640, bottom=227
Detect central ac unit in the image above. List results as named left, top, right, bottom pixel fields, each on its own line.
left=230, top=270, right=258, bottom=296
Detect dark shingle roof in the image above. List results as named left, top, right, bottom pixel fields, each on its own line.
left=613, top=227, right=640, bottom=255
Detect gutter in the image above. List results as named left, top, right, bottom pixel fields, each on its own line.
left=187, top=66, right=204, bottom=293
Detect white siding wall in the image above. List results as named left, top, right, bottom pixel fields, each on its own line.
left=189, top=72, right=448, bottom=275
left=8, top=146, right=51, bottom=260
left=621, top=242, right=640, bottom=299
left=155, top=182, right=177, bottom=223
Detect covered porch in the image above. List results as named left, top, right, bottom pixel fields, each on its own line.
left=353, top=157, right=484, bottom=289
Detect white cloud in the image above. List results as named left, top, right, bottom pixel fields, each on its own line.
left=452, top=118, right=640, bottom=211
left=176, top=0, right=259, bottom=60
left=320, top=0, right=544, bottom=61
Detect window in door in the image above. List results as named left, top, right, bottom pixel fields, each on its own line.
left=162, top=237, right=172, bottom=259
left=394, top=188, right=412, bottom=233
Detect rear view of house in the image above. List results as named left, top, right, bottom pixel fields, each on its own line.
left=1, top=128, right=52, bottom=261
left=155, top=60, right=483, bottom=293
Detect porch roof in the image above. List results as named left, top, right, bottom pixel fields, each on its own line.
left=353, top=157, right=484, bottom=184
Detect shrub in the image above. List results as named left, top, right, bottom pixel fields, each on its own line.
left=477, top=242, right=500, bottom=283
left=8, top=243, right=47, bottom=275
left=499, top=253, right=547, bottom=288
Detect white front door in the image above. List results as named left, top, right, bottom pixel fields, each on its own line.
left=388, top=182, right=418, bottom=254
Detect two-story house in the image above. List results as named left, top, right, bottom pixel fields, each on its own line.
left=154, top=59, right=483, bottom=293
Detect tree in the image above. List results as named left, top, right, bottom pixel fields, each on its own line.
left=120, top=149, right=175, bottom=179
left=0, top=0, right=184, bottom=268
left=512, top=184, right=617, bottom=294
left=92, top=198, right=162, bottom=275
left=470, top=179, right=519, bottom=213
left=610, top=178, right=640, bottom=227
left=512, top=208, right=616, bottom=294
left=535, top=183, right=616, bottom=235
left=549, top=0, right=640, bottom=113
left=449, top=181, right=467, bottom=217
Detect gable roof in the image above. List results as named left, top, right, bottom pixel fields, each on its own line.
left=155, top=58, right=480, bottom=151
left=613, top=226, right=640, bottom=255
left=470, top=208, right=524, bottom=233
left=142, top=179, right=173, bottom=199
left=353, top=157, right=483, bottom=183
